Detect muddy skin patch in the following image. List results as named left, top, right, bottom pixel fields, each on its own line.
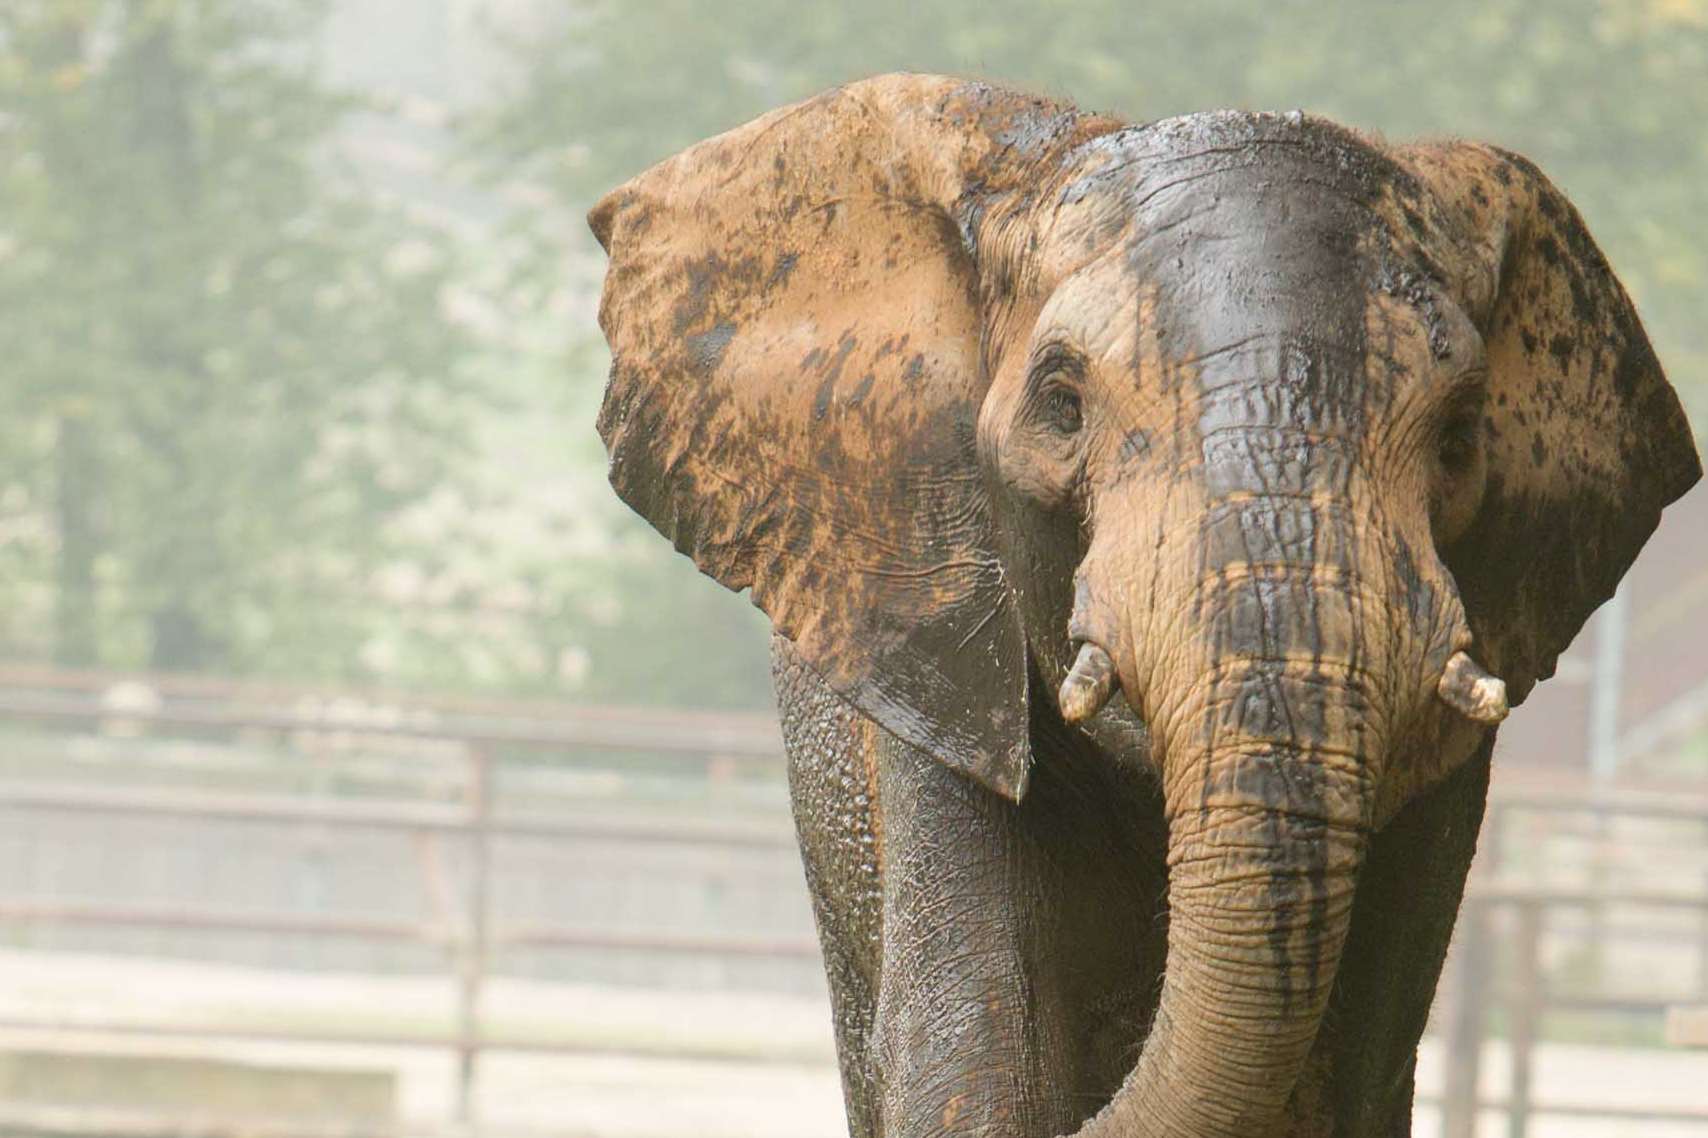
left=591, top=74, right=1700, bottom=1138
left=1103, top=112, right=1409, bottom=1013
left=684, top=321, right=735, bottom=375
left=1398, top=141, right=1699, bottom=706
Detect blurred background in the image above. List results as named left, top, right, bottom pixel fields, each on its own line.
left=0, top=1, right=1706, bottom=1135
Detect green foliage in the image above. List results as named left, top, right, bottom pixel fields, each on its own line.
left=0, top=0, right=484, bottom=675
left=476, top=0, right=1708, bottom=383
left=8, top=2, right=1704, bottom=713
left=463, top=0, right=1707, bottom=710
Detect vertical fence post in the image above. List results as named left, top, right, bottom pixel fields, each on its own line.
left=455, top=744, right=493, bottom=1132
left=1442, top=899, right=1490, bottom=1138
left=1585, top=588, right=1628, bottom=977
left=1700, top=819, right=1708, bottom=995
left=1587, top=584, right=1628, bottom=786
left=1505, top=902, right=1541, bottom=1138
left=1483, top=802, right=1507, bottom=877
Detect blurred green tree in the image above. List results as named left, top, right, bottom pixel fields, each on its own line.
left=8, top=1, right=1698, bottom=711
left=0, top=0, right=483, bottom=674
left=465, top=0, right=1706, bottom=709
left=474, top=0, right=1707, bottom=379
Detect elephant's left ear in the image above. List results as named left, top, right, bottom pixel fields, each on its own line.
left=1401, top=142, right=1700, bottom=705
left=589, top=75, right=1119, bottom=800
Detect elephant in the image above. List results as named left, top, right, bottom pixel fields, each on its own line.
left=587, top=74, right=1700, bottom=1137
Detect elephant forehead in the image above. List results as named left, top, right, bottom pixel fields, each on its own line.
left=1061, top=107, right=1417, bottom=217
left=1036, top=266, right=1439, bottom=433
left=1044, top=163, right=1401, bottom=344
left=1054, top=110, right=1427, bottom=350
left=1193, top=337, right=1371, bottom=430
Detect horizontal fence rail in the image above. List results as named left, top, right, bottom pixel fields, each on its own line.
left=4, top=672, right=1708, bottom=1137
left=0, top=677, right=805, bottom=1132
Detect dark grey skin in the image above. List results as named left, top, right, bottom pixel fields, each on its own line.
left=777, top=638, right=1489, bottom=1136
left=590, top=76, right=1698, bottom=1137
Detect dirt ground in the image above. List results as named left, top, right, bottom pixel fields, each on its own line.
left=2, top=949, right=1704, bottom=1137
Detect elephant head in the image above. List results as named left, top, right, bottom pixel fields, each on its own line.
left=589, top=75, right=1698, bottom=1135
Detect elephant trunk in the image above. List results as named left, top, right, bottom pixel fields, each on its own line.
left=1065, top=487, right=1429, bottom=1134
left=1075, top=663, right=1376, bottom=1137
left=1079, top=731, right=1373, bottom=1127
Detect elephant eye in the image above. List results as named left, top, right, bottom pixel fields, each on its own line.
left=1041, top=384, right=1083, bottom=435
left=1438, top=406, right=1481, bottom=471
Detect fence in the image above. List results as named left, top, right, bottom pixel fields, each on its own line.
left=1437, top=790, right=1708, bottom=1137
left=0, top=669, right=810, bottom=1135
left=1, top=667, right=1707, bottom=1136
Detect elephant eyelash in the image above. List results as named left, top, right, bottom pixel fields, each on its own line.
left=1041, top=384, right=1084, bottom=434
left=1025, top=345, right=1088, bottom=435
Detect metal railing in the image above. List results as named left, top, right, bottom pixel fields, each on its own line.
left=4, top=670, right=1708, bottom=1135
left=1437, top=791, right=1708, bottom=1137
left=0, top=676, right=807, bottom=1134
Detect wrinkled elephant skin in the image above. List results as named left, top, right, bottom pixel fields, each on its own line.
left=589, top=75, right=1699, bottom=1137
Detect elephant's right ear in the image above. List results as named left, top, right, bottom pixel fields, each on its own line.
left=589, top=74, right=1118, bottom=801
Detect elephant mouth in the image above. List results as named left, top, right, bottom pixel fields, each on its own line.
left=1059, top=638, right=1509, bottom=728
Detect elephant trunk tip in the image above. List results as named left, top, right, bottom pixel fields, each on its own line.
left=1438, top=649, right=1509, bottom=724
left=1060, top=641, right=1119, bottom=724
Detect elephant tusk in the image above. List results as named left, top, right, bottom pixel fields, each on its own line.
left=1437, top=650, right=1509, bottom=725
left=1059, top=641, right=1118, bottom=725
